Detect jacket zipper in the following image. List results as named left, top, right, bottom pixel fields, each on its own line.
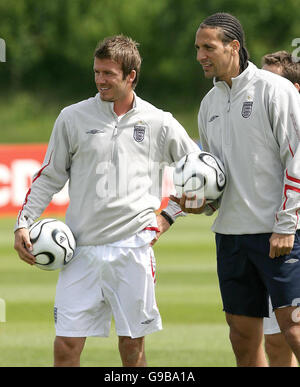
left=225, top=85, right=231, bottom=145
left=111, top=122, right=118, bottom=161
left=110, top=107, right=134, bottom=163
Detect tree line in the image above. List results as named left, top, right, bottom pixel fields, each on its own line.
left=0, top=0, right=299, bottom=107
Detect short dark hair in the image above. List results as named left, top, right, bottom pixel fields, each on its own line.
left=262, top=50, right=300, bottom=87
left=199, top=12, right=249, bottom=73
left=94, top=35, right=142, bottom=89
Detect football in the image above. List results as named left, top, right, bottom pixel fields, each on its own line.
left=173, top=151, right=226, bottom=204
left=29, top=218, right=76, bottom=271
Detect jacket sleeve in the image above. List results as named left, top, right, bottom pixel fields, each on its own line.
left=271, top=86, right=300, bottom=234
left=197, top=105, right=210, bottom=153
left=160, top=112, right=199, bottom=164
left=14, top=111, right=72, bottom=231
left=197, top=103, right=220, bottom=216
left=159, top=112, right=199, bottom=220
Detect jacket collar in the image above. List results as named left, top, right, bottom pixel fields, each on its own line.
left=95, top=91, right=139, bottom=117
left=213, top=61, right=257, bottom=92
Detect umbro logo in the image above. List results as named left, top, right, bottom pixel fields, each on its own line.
left=208, top=115, right=219, bottom=123
left=141, top=318, right=154, bottom=325
left=285, top=258, right=299, bottom=264
left=86, top=129, right=105, bottom=134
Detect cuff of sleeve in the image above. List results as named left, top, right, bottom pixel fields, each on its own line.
left=14, top=213, right=32, bottom=233
left=162, top=199, right=186, bottom=223
left=204, top=202, right=217, bottom=216
left=272, top=226, right=297, bottom=235
left=160, top=211, right=174, bottom=226
left=273, top=212, right=299, bottom=235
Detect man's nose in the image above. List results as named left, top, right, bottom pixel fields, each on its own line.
left=196, top=48, right=206, bottom=62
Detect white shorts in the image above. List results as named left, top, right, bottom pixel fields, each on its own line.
left=54, top=231, right=162, bottom=339
left=263, top=297, right=281, bottom=335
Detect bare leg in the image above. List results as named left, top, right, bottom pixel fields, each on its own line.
left=226, top=313, right=268, bottom=367
left=118, top=336, right=147, bottom=367
left=54, top=336, right=86, bottom=367
left=265, top=332, right=298, bottom=367
left=275, top=306, right=300, bottom=364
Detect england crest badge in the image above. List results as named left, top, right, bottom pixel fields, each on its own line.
left=133, top=122, right=146, bottom=142
left=241, top=101, right=253, bottom=118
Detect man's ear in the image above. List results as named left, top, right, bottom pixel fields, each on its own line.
left=294, top=82, right=300, bottom=92
left=127, top=70, right=136, bottom=86
left=230, top=39, right=240, bottom=55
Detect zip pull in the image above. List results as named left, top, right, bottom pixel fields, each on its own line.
left=227, top=98, right=231, bottom=112
left=113, top=124, right=118, bottom=137
left=224, top=84, right=231, bottom=112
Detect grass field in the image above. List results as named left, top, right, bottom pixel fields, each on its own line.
left=0, top=214, right=235, bottom=367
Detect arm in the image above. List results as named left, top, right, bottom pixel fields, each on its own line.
left=151, top=113, right=199, bottom=244
left=269, top=85, right=300, bottom=257
left=14, top=111, right=72, bottom=264
left=151, top=195, right=214, bottom=246
left=160, top=112, right=200, bottom=165
left=166, top=103, right=220, bottom=216
left=269, top=233, right=295, bottom=259
left=150, top=213, right=171, bottom=246
left=15, top=111, right=72, bottom=232
left=161, top=109, right=221, bottom=218
left=14, top=228, right=35, bottom=265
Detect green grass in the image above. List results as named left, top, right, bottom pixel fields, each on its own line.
left=0, top=93, right=61, bottom=144
left=0, top=215, right=235, bottom=367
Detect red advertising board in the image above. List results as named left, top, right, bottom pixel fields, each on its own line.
left=0, top=144, right=69, bottom=217
left=0, top=144, right=173, bottom=217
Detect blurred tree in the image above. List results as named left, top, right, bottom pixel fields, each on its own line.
left=0, top=0, right=299, bottom=106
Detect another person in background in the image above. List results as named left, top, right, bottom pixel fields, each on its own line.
left=261, top=50, right=300, bottom=367
left=262, top=50, right=300, bottom=92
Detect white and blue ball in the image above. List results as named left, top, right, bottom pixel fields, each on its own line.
left=173, top=151, right=226, bottom=203
left=29, top=218, right=76, bottom=271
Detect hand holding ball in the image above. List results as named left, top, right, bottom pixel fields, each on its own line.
left=29, top=219, right=76, bottom=271
left=173, top=151, right=226, bottom=207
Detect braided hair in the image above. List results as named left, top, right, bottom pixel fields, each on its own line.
left=200, top=13, right=249, bottom=73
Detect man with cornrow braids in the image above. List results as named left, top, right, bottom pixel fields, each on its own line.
left=170, top=13, right=300, bottom=367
